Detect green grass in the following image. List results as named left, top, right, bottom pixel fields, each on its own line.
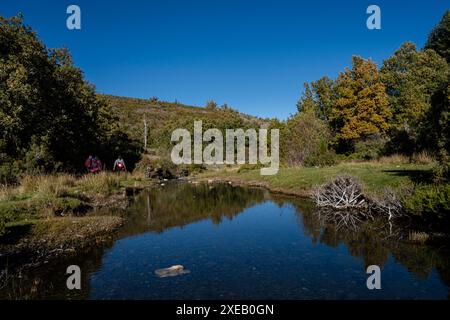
left=0, top=172, right=147, bottom=236
left=201, top=162, right=433, bottom=195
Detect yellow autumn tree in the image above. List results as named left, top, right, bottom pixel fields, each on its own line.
left=331, top=56, right=391, bottom=151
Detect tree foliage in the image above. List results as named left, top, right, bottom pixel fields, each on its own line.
left=331, top=56, right=391, bottom=151
left=297, top=76, right=335, bottom=121
left=0, top=15, right=139, bottom=178
left=281, top=111, right=335, bottom=166
left=425, top=10, right=450, bottom=63
left=381, top=42, right=449, bottom=154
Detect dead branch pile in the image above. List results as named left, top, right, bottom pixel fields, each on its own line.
left=314, top=176, right=366, bottom=210
left=369, top=188, right=404, bottom=220
left=313, top=176, right=405, bottom=229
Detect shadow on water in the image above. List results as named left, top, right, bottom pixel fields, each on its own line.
left=1, top=182, right=449, bottom=299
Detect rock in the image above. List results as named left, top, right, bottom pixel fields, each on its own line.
left=154, top=265, right=190, bottom=278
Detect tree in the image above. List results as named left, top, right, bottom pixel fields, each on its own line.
left=296, top=82, right=317, bottom=113
left=282, top=112, right=334, bottom=166
left=297, top=77, right=336, bottom=121
left=310, top=76, right=336, bottom=121
left=381, top=42, right=449, bottom=154
left=425, top=83, right=450, bottom=180
left=0, top=14, right=138, bottom=174
left=425, top=10, right=450, bottom=63
left=205, top=100, right=217, bottom=110
left=331, top=56, right=391, bottom=152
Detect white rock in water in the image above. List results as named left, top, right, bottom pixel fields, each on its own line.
left=155, top=265, right=190, bottom=278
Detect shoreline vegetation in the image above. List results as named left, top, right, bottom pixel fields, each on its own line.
left=0, top=172, right=150, bottom=270
left=1, top=10, right=450, bottom=277
left=199, top=159, right=449, bottom=216
left=1, top=155, right=449, bottom=272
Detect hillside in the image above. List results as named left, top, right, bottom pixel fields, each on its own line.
left=100, top=94, right=269, bottom=154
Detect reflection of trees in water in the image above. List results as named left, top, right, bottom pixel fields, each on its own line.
left=1, top=183, right=265, bottom=299
left=0, top=240, right=112, bottom=299
left=119, top=183, right=266, bottom=236
left=2, top=184, right=449, bottom=299
left=286, top=197, right=450, bottom=292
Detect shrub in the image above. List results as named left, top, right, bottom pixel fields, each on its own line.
left=23, top=140, right=62, bottom=174
left=403, top=184, right=450, bottom=220
left=353, top=135, right=388, bottom=160
left=0, top=159, right=21, bottom=186
left=282, top=112, right=334, bottom=166
left=304, top=146, right=337, bottom=167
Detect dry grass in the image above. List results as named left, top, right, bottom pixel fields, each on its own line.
left=376, top=153, right=436, bottom=165
left=376, top=154, right=410, bottom=165
left=76, top=172, right=122, bottom=195
left=19, top=174, right=76, bottom=197
left=0, top=185, right=18, bottom=202
left=412, top=152, right=436, bottom=165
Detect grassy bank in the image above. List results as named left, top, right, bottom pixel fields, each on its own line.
left=0, top=172, right=149, bottom=268
left=199, top=161, right=433, bottom=196
left=199, top=160, right=450, bottom=220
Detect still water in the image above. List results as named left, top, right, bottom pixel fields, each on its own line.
left=2, top=183, right=450, bottom=299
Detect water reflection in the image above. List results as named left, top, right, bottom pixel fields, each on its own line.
left=1, top=182, right=449, bottom=299
left=118, top=183, right=267, bottom=236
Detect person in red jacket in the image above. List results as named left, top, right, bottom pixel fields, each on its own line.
left=84, top=155, right=93, bottom=172
left=91, top=156, right=103, bottom=173
left=85, top=155, right=103, bottom=173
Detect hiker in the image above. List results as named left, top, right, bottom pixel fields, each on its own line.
left=113, top=156, right=127, bottom=172
left=85, top=155, right=103, bottom=174
left=84, top=155, right=93, bottom=173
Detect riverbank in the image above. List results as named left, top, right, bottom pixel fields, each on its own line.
left=196, top=161, right=450, bottom=225
left=197, top=161, right=432, bottom=196
left=1, top=160, right=448, bottom=271
left=0, top=172, right=151, bottom=270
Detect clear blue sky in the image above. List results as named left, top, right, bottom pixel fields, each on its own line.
left=0, top=0, right=448, bottom=119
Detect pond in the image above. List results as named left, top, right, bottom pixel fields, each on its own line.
left=1, top=183, right=449, bottom=299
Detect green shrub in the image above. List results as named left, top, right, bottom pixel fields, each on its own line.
left=0, top=160, right=21, bottom=185
left=403, top=184, right=450, bottom=220
left=304, top=152, right=337, bottom=167
left=353, top=135, right=388, bottom=160
left=282, top=112, right=334, bottom=166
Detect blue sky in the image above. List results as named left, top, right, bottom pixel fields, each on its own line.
left=0, top=0, right=448, bottom=119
